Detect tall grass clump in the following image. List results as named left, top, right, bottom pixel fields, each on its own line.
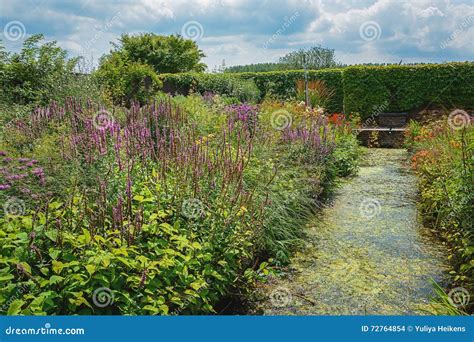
left=405, top=114, right=473, bottom=314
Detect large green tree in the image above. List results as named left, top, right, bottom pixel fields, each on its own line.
left=104, top=33, right=206, bottom=73
left=279, top=46, right=339, bottom=70
left=96, top=33, right=206, bottom=105
left=0, top=34, right=80, bottom=105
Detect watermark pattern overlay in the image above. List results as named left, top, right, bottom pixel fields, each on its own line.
left=263, top=12, right=300, bottom=49
left=359, top=21, right=381, bottom=42
left=362, top=100, right=389, bottom=127
left=447, top=109, right=471, bottom=130
left=440, top=15, right=474, bottom=49
left=447, top=287, right=470, bottom=308
left=181, top=21, right=204, bottom=41
left=182, top=198, right=205, bottom=219
left=359, top=197, right=382, bottom=219
left=3, top=197, right=26, bottom=216
left=93, top=110, right=115, bottom=130
left=92, top=287, right=114, bottom=308
left=1, top=284, right=30, bottom=313
left=270, top=109, right=293, bottom=131
left=83, top=12, right=121, bottom=52
left=270, top=287, right=292, bottom=308
left=3, top=20, right=26, bottom=42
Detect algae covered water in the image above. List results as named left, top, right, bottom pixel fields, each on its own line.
left=260, top=148, right=448, bottom=315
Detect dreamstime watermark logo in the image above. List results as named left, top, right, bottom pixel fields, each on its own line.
left=83, top=12, right=121, bottom=52
left=92, top=287, right=114, bottom=308
left=447, top=109, right=471, bottom=130
left=270, top=287, right=292, bottom=308
left=271, top=109, right=293, bottom=131
left=170, top=278, right=212, bottom=315
left=359, top=21, right=381, bottom=41
left=93, top=110, right=115, bottom=130
left=359, top=197, right=381, bottom=219
left=181, top=21, right=204, bottom=41
left=447, top=287, right=470, bottom=308
left=3, top=197, right=26, bottom=216
left=5, top=322, right=85, bottom=336
left=1, top=284, right=30, bottom=312
left=263, top=12, right=300, bottom=49
left=3, top=20, right=26, bottom=42
left=182, top=198, right=205, bottom=219
left=362, top=100, right=389, bottom=127
left=440, top=15, right=474, bottom=49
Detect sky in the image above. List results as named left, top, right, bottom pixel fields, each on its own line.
left=0, top=0, right=473, bottom=71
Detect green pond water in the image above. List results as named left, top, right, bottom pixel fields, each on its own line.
left=259, top=148, right=448, bottom=315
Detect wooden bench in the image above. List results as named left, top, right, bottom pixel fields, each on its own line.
left=353, top=113, right=409, bottom=147
left=376, top=112, right=408, bottom=128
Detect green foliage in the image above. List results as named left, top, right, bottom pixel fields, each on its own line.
left=0, top=196, right=236, bottom=315
left=163, top=63, right=474, bottom=118
left=279, top=45, right=339, bottom=70
left=160, top=73, right=260, bottom=103
left=225, top=62, right=295, bottom=73
left=296, top=79, right=336, bottom=109
left=225, top=46, right=339, bottom=73
left=95, top=54, right=162, bottom=105
left=0, top=95, right=359, bottom=315
left=342, top=63, right=474, bottom=118
left=160, top=69, right=344, bottom=111
left=106, top=33, right=206, bottom=74
left=0, top=34, right=100, bottom=105
left=96, top=33, right=207, bottom=105
left=405, top=119, right=473, bottom=313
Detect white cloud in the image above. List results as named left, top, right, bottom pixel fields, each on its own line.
left=0, top=0, right=472, bottom=70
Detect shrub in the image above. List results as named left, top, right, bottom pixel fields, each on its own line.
left=105, top=33, right=206, bottom=74
left=296, top=79, right=336, bottom=109
left=0, top=34, right=101, bottom=106
left=404, top=118, right=473, bottom=313
left=95, top=56, right=162, bottom=105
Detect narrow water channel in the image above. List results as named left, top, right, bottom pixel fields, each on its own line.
left=258, top=148, right=448, bottom=315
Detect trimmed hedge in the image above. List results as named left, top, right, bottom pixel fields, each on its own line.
left=159, top=63, right=474, bottom=118
left=342, top=63, right=474, bottom=117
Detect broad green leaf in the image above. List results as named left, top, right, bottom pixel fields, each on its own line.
left=7, top=300, right=25, bottom=315
left=52, top=260, right=64, bottom=274
left=49, top=275, right=64, bottom=285
left=85, top=264, right=96, bottom=276
left=0, top=274, right=14, bottom=281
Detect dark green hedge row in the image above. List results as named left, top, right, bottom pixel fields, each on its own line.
left=160, top=63, right=474, bottom=117
left=342, top=63, right=474, bottom=117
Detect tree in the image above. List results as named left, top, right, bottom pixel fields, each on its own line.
left=96, top=33, right=206, bottom=104
left=95, top=52, right=162, bottom=105
left=106, top=33, right=206, bottom=73
left=0, top=34, right=80, bottom=105
left=279, top=45, right=339, bottom=70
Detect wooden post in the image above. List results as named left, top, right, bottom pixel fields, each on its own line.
left=303, top=54, right=309, bottom=108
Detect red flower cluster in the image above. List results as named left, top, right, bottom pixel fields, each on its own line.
left=327, top=113, right=346, bottom=126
